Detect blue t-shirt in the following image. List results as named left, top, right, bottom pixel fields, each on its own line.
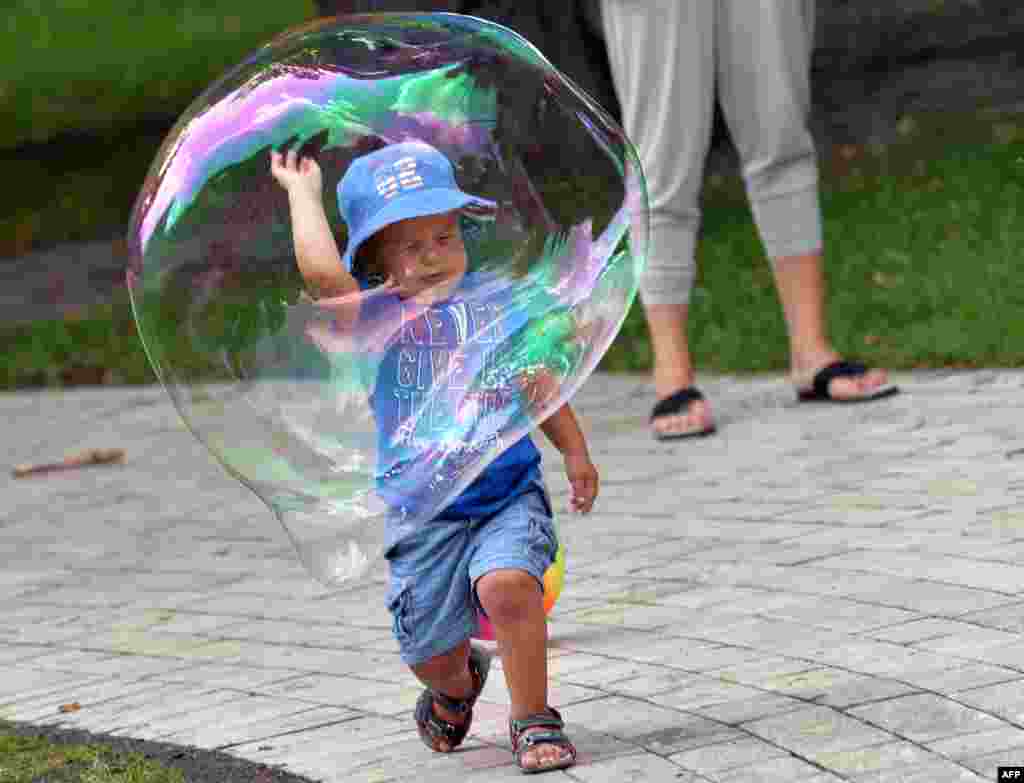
left=361, top=271, right=542, bottom=531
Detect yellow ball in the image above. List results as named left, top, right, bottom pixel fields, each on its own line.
left=474, top=543, right=565, bottom=640
left=542, top=544, right=566, bottom=614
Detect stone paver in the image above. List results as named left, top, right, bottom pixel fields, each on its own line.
left=4, top=370, right=1024, bottom=781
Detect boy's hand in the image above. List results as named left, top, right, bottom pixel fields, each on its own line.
left=270, top=147, right=323, bottom=200
left=517, top=366, right=561, bottom=412
left=564, top=452, right=598, bottom=514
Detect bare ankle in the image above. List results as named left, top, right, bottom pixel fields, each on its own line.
left=653, top=371, right=697, bottom=399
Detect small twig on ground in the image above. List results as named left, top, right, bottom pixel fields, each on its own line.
left=12, top=448, right=126, bottom=478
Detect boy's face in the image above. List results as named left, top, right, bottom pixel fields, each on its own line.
left=371, top=211, right=467, bottom=303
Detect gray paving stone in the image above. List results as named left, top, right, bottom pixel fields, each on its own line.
left=256, top=672, right=424, bottom=715
left=668, top=734, right=791, bottom=772
left=564, top=600, right=695, bottom=631
left=707, top=655, right=838, bottom=689
left=0, top=666, right=99, bottom=703
left=805, top=550, right=1024, bottom=595
left=336, top=739, right=518, bottom=783
left=831, top=647, right=970, bottom=681
left=926, top=725, right=1024, bottom=759
left=959, top=749, right=1024, bottom=781
left=765, top=669, right=912, bottom=705
left=850, top=761, right=988, bottom=782
left=915, top=626, right=1023, bottom=657
left=562, top=695, right=742, bottom=754
left=709, top=754, right=832, bottom=783
left=809, top=741, right=940, bottom=777
left=965, top=640, right=1024, bottom=669
left=645, top=675, right=765, bottom=709
left=148, top=662, right=304, bottom=691
left=161, top=704, right=356, bottom=750
left=565, top=752, right=709, bottom=783
left=552, top=658, right=670, bottom=688
left=848, top=693, right=1006, bottom=743
left=225, top=716, right=414, bottom=774
left=744, top=705, right=895, bottom=755
left=148, top=697, right=358, bottom=746
left=953, top=678, right=1024, bottom=723
left=814, top=677, right=921, bottom=710
left=201, top=618, right=393, bottom=648
left=869, top=618, right=990, bottom=645
left=7, top=372, right=1024, bottom=781
left=694, top=692, right=809, bottom=725
left=24, top=648, right=197, bottom=677
left=1, top=676, right=166, bottom=722
left=905, top=663, right=1023, bottom=694
left=60, top=686, right=253, bottom=737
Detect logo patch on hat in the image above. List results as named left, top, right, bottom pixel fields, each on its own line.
left=375, top=156, right=425, bottom=200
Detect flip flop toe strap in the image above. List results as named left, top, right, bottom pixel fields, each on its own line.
left=810, top=360, right=867, bottom=399
left=650, top=387, right=704, bottom=421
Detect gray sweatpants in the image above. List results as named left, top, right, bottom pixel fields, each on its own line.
left=601, top=0, right=823, bottom=305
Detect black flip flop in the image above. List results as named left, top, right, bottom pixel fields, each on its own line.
left=797, top=360, right=900, bottom=403
left=650, top=387, right=717, bottom=441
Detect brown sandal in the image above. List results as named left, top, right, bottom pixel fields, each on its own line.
left=509, top=706, right=577, bottom=774
left=414, top=644, right=491, bottom=753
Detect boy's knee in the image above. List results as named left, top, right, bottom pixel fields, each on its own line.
left=476, top=569, right=542, bottom=623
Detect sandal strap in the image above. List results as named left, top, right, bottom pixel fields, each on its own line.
left=414, top=645, right=492, bottom=754
left=510, top=708, right=576, bottom=768
left=432, top=689, right=473, bottom=715
left=650, top=387, right=704, bottom=421
left=510, top=706, right=565, bottom=740
left=415, top=693, right=466, bottom=740
left=514, top=730, right=571, bottom=749
left=428, top=644, right=491, bottom=715
left=810, top=360, right=867, bottom=399
left=510, top=713, right=564, bottom=736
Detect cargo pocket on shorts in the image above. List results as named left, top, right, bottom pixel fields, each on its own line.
left=527, top=506, right=557, bottom=569
left=385, top=582, right=415, bottom=646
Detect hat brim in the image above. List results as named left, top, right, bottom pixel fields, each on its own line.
left=342, top=188, right=495, bottom=272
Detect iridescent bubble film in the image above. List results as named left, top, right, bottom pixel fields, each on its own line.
left=127, top=13, right=648, bottom=585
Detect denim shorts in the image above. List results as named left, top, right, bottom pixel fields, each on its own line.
left=384, top=483, right=557, bottom=666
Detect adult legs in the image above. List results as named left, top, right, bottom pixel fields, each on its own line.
left=601, top=0, right=716, bottom=436
left=717, top=0, right=890, bottom=398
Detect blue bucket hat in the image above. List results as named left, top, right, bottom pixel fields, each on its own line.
left=337, top=141, right=495, bottom=274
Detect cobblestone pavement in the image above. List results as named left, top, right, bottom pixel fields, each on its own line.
left=3, top=370, right=1024, bottom=782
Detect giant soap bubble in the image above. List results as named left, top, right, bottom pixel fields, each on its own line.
left=127, top=13, right=648, bottom=587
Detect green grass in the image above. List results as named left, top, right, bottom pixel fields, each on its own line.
left=2, top=113, right=1022, bottom=389
left=0, top=132, right=161, bottom=258
left=0, top=294, right=152, bottom=388
left=0, top=728, right=184, bottom=783
left=3, top=1, right=317, bottom=151
left=1, top=1, right=317, bottom=257
left=600, top=115, right=1024, bottom=375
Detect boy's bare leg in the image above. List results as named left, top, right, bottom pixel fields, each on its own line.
left=476, top=568, right=572, bottom=771
left=410, top=640, right=475, bottom=752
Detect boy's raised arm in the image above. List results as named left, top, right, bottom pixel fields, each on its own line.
left=271, top=148, right=359, bottom=303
